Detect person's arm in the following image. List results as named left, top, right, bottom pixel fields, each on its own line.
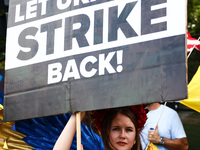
left=53, top=112, right=85, bottom=150
left=163, top=137, right=188, bottom=150
left=148, top=126, right=188, bottom=150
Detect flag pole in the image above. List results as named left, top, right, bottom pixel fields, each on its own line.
left=187, top=36, right=200, bottom=59
left=76, top=112, right=81, bottom=150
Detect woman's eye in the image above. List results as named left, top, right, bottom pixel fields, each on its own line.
left=126, top=128, right=133, bottom=132
left=112, top=128, right=119, bottom=131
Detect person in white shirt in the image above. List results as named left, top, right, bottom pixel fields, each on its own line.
left=140, top=103, right=188, bottom=150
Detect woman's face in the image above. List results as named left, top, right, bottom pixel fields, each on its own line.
left=109, top=113, right=136, bottom=150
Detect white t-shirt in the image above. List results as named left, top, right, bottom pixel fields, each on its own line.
left=140, top=105, right=187, bottom=150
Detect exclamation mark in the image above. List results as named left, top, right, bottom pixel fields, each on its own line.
left=116, top=50, right=123, bottom=73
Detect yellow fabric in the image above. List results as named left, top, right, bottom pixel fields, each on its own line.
left=145, top=142, right=159, bottom=150
left=0, top=108, right=34, bottom=150
left=0, top=109, right=3, bottom=121
left=0, top=123, right=25, bottom=140
left=3, top=140, right=8, bottom=149
left=180, top=66, right=200, bottom=112
left=0, top=104, right=3, bottom=110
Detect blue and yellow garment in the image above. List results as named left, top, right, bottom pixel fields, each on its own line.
left=0, top=102, right=34, bottom=149
left=0, top=106, right=104, bottom=150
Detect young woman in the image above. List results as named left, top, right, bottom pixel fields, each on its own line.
left=53, top=105, right=146, bottom=150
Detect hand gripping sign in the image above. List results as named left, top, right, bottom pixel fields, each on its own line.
left=4, top=0, right=187, bottom=122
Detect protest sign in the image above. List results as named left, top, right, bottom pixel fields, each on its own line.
left=4, top=0, right=187, bottom=121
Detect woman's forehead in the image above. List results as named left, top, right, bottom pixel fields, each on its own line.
left=111, top=113, right=135, bottom=127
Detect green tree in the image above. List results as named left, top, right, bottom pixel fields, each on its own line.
left=188, top=0, right=200, bottom=35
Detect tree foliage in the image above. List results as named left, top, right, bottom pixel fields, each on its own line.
left=188, top=0, right=200, bottom=35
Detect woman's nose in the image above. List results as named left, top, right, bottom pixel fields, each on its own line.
left=119, top=129, right=126, bottom=138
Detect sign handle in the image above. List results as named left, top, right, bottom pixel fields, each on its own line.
left=76, top=112, right=81, bottom=150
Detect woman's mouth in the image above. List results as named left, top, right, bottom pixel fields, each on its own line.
left=117, top=142, right=127, bottom=146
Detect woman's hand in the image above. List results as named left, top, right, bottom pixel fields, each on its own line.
left=53, top=112, right=86, bottom=150
left=80, top=112, right=86, bottom=120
